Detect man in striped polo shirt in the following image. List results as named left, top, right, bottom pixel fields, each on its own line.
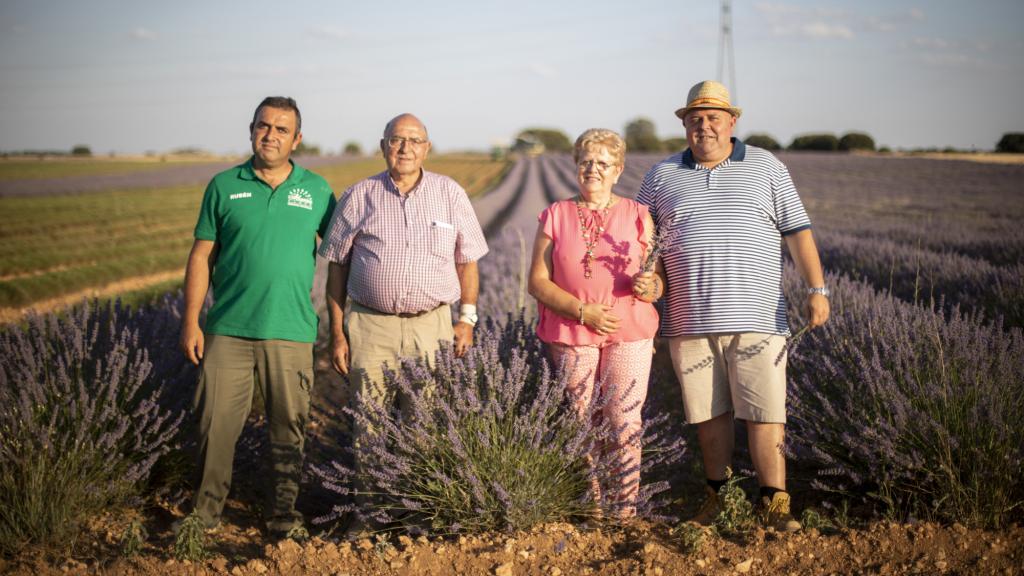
left=318, top=113, right=488, bottom=536
left=636, top=81, right=830, bottom=531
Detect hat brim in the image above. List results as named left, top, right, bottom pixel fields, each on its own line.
left=675, top=105, right=742, bottom=119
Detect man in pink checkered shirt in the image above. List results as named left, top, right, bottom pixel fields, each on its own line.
left=318, top=114, right=487, bottom=503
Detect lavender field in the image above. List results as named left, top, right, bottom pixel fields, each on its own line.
left=1, top=152, right=1022, bottom=563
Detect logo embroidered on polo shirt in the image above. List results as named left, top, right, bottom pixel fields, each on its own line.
left=287, top=188, right=313, bottom=210
left=230, top=192, right=253, bottom=200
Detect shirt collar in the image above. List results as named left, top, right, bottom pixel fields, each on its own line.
left=680, top=137, right=746, bottom=169
left=239, top=156, right=305, bottom=186
left=384, top=168, right=426, bottom=197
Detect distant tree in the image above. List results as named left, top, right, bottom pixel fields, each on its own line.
left=624, top=118, right=662, bottom=152
left=661, top=137, right=687, bottom=152
left=294, top=141, right=320, bottom=156
left=515, top=128, right=573, bottom=153
left=343, top=141, right=363, bottom=156
left=996, top=133, right=1024, bottom=153
left=171, top=147, right=208, bottom=156
left=70, top=145, right=92, bottom=157
left=744, top=133, right=781, bottom=151
left=789, top=133, right=839, bottom=151
left=838, top=132, right=876, bottom=151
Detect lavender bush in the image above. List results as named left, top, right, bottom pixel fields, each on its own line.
left=0, top=300, right=184, bottom=554
left=312, top=315, right=685, bottom=535
left=784, top=266, right=1024, bottom=528
left=476, top=228, right=536, bottom=321
left=815, top=230, right=1024, bottom=328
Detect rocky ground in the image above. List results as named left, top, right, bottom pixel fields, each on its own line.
left=2, top=506, right=1021, bottom=576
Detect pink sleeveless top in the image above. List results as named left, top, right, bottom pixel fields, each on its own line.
left=536, top=198, right=659, bottom=346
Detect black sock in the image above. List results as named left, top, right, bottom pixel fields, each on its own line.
left=707, top=478, right=727, bottom=493
left=759, top=486, right=783, bottom=500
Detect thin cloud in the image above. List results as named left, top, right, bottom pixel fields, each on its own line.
left=866, top=16, right=895, bottom=33
left=754, top=2, right=803, bottom=16
left=813, top=7, right=849, bottom=18
left=309, top=25, right=349, bottom=41
left=756, top=3, right=921, bottom=38
left=918, top=52, right=988, bottom=69
left=129, top=27, right=157, bottom=41
left=802, top=22, right=854, bottom=40
left=912, top=36, right=951, bottom=50
left=529, top=63, right=557, bottom=79
left=769, top=22, right=854, bottom=40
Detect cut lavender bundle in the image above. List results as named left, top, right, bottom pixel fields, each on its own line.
left=640, top=226, right=681, bottom=273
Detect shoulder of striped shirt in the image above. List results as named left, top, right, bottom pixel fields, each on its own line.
left=648, top=145, right=785, bottom=172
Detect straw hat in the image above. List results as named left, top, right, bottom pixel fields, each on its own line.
left=674, top=80, right=742, bottom=119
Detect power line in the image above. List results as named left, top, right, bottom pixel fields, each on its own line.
left=717, top=0, right=737, bottom=103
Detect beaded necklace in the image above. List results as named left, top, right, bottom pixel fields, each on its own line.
left=575, top=195, right=613, bottom=279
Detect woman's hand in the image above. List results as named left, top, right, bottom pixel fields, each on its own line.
left=582, top=303, right=621, bottom=335
left=631, top=271, right=661, bottom=303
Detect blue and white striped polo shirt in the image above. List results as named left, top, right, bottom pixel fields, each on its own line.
left=636, top=139, right=810, bottom=336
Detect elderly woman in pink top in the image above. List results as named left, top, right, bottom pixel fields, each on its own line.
left=528, top=128, right=666, bottom=519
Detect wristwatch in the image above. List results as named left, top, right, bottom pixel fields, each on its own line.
left=807, top=286, right=830, bottom=297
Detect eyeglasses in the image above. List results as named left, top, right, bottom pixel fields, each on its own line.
left=577, top=160, right=617, bottom=172
left=386, top=136, right=428, bottom=149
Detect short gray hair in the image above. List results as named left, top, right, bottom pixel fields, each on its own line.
left=573, top=128, right=625, bottom=166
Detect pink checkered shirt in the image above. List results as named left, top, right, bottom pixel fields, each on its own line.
left=318, top=169, right=488, bottom=315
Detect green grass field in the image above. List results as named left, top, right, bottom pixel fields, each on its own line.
left=0, top=155, right=509, bottom=316
left=0, top=157, right=229, bottom=181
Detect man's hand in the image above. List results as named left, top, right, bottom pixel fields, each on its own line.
left=180, top=322, right=205, bottom=366
left=805, top=293, right=830, bottom=328
left=330, top=333, right=351, bottom=375
left=453, top=322, right=474, bottom=357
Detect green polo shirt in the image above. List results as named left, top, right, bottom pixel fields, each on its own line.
left=194, top=158, right=336, bottom=342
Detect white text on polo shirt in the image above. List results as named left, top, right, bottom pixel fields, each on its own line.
left=230, top=192, right=253, bottom=200
left=287, top=188, right=313, bottom=210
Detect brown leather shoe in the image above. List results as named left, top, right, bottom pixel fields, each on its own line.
left=688, top=485, right=722, bottom=526
left=759, top=491, right=801, bottom=532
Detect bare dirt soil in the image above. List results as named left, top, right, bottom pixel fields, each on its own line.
left=2, top=507, right=1020, bottom=576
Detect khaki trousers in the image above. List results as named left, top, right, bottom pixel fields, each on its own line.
left=192, top=335, right=313, bottom=532
left=345, top=301, right=454, bottom=514
left=345, top=301, right=454, bottom=417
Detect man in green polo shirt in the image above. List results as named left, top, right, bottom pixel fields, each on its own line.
left=179, top=96, right=336, bottom=539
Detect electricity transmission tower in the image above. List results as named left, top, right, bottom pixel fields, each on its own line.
left=717, top=0, right=737, bottom=102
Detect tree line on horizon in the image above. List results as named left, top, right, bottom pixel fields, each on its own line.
left=3, top=130, right=1023, bottom=160
left=513, top=121, right=1024, bottom=155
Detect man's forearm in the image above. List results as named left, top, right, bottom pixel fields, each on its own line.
left=455, top=261, right=479, bottom=305
left=784, top=229, right=825, bottom=287
left=326, top=261, right=350, bottom=337
left=182, top=241, right=215, bottom=325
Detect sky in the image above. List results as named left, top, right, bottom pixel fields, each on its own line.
left=2, top=0, right=1022, bottom=155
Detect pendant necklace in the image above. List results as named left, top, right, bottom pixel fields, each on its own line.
left=576, top=195, right=612, bottom=279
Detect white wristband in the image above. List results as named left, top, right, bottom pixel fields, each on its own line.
left=458, top=303, right=478, bottom=326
